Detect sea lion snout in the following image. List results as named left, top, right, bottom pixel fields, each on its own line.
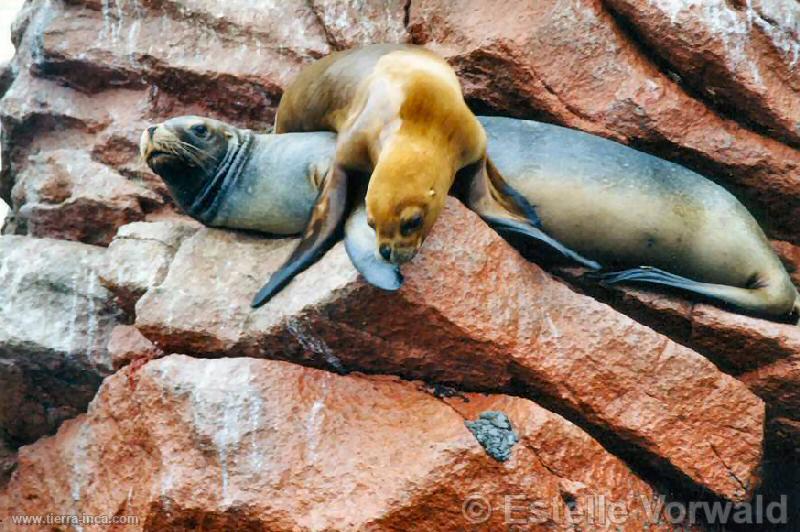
left=375, top=235, right=422, bottom=264
left=369, top=203, right=427, bottom=265
left=388, top=245, right=418, bottom=264
left=141, top=116, right=233, bottom=173
left=139, top=125, right=156, bottom=160
left=376, top=242, right=418, bottom=264
left=139, top=123, right=175, bottom=164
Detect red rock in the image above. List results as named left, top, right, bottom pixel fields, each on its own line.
left=98, top=220, right=200, bottom=313
left=0, top=236, right=124, bottom=449
left=35, top=0, right=327, bottom=119
left=0, top=355, right=662, bottom=531
left=11, top=149, right=162, bottom=246
left=689, top=305, right=800, bottom=372
left=136, top=199, right=765, bottom=501
left=107, top=325, right=164, bottom=371
left=556, top=265, right=800, bottom=375
left=604, top=0, right=800, bottom=148
left=309, top=0, right=410, bottom=48
left=772, top=239, right=800, bottom=288
left=740, top=355, right=800, bottom=420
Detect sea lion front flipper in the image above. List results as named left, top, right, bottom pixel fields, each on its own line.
left=251, top=165, right=348, bottom=308
left=466, top=157, right=542, bottom=228
left=344, top=202, right=404, bottom=291
left=486, top=217, right=601, bottom=270
left=466, top=158, right=600, bottom=270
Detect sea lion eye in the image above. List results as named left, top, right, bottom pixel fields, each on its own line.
left=191, top=124, right=209, bottom=137
left=400, top=214, right=423, bottom=236
left=367, top=218, right=375, bottom=229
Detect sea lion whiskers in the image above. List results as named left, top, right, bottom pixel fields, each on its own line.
left=163, top=141, right=210, bottom=173
left=177, top=139, right=220, bottom=164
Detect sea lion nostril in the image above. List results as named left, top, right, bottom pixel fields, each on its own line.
left=379, top=244, right=391, bottom=261
left=147, top=126, right=157, bottom=138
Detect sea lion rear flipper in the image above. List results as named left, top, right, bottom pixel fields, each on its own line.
left=589, top=266, right=799, bottom=320
left=466, top=158, right=600, bottom=271
left=344, top=203, right=404, bottom=291
left=251, top=165, right=349, bottom=308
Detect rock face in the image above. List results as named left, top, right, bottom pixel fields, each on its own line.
left=0, top=236, right=124, bottom=460
left=1, top=0, right=799, bottom=529
left=0, top=355, right=665, bottom=531
left=134, top=201, right=765, bottom=502
left=604, top=0, right=800, bottom=149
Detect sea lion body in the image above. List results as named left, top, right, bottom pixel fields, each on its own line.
left=206, top=132, right=331, bottom=235
left=276, top=44, right=493, bottom=264
left=140, top=116, right=401, bottom=298
left=141, top=114, right=798, bottom=321
left=480, top=116, right=800, bottom=320
left=248, top=44, right=551, bottom=307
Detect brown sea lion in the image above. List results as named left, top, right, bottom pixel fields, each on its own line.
left=252, top=44, right=595, bottom=307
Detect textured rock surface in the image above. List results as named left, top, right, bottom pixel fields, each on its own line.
left=11, top=149, right=162, bottom=245
left=554, top=265, right=800, bottom=374
left=0, top=236, right=124, bottom=450
left=97, top=219, right=199, bottom=313
left=1, top=0, right=799, bottom=528
left=604, top=0, right=800, bottom=148
left=0, top=355, right=664, bottom=531
left=107, top=325, right=164, bottom=371
left=135, top=200, right=765, bottom=502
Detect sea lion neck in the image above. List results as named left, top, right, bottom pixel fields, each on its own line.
left=186, top=128, right=255, bottom=223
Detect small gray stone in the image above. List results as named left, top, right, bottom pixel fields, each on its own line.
left=465, top=411, right=519, bottom=462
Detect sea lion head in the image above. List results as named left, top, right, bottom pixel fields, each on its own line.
left=365, top=145, right=450, bottom=265
left=140, top=116, right=241, bottom=211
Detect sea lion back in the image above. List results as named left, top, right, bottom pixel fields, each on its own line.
left=276, top=44, right=410, bottom=133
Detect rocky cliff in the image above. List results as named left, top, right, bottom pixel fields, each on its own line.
left=1, top=0, right=799, bottom=530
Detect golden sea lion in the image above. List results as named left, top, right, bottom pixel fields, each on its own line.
left=252, top=44, right=594, bottom=307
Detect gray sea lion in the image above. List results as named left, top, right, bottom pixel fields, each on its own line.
left=475, top=116, right=800, bottom=323
left=262, top=44, right=596, bottom=307
left=139, top=115, right=402, bottom=296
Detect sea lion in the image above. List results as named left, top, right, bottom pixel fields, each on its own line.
left=139, top=115, right=402, bottom=294
left=476, top=116, right=800, bottom=323
left=258, top=44, right=595, bottom=307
